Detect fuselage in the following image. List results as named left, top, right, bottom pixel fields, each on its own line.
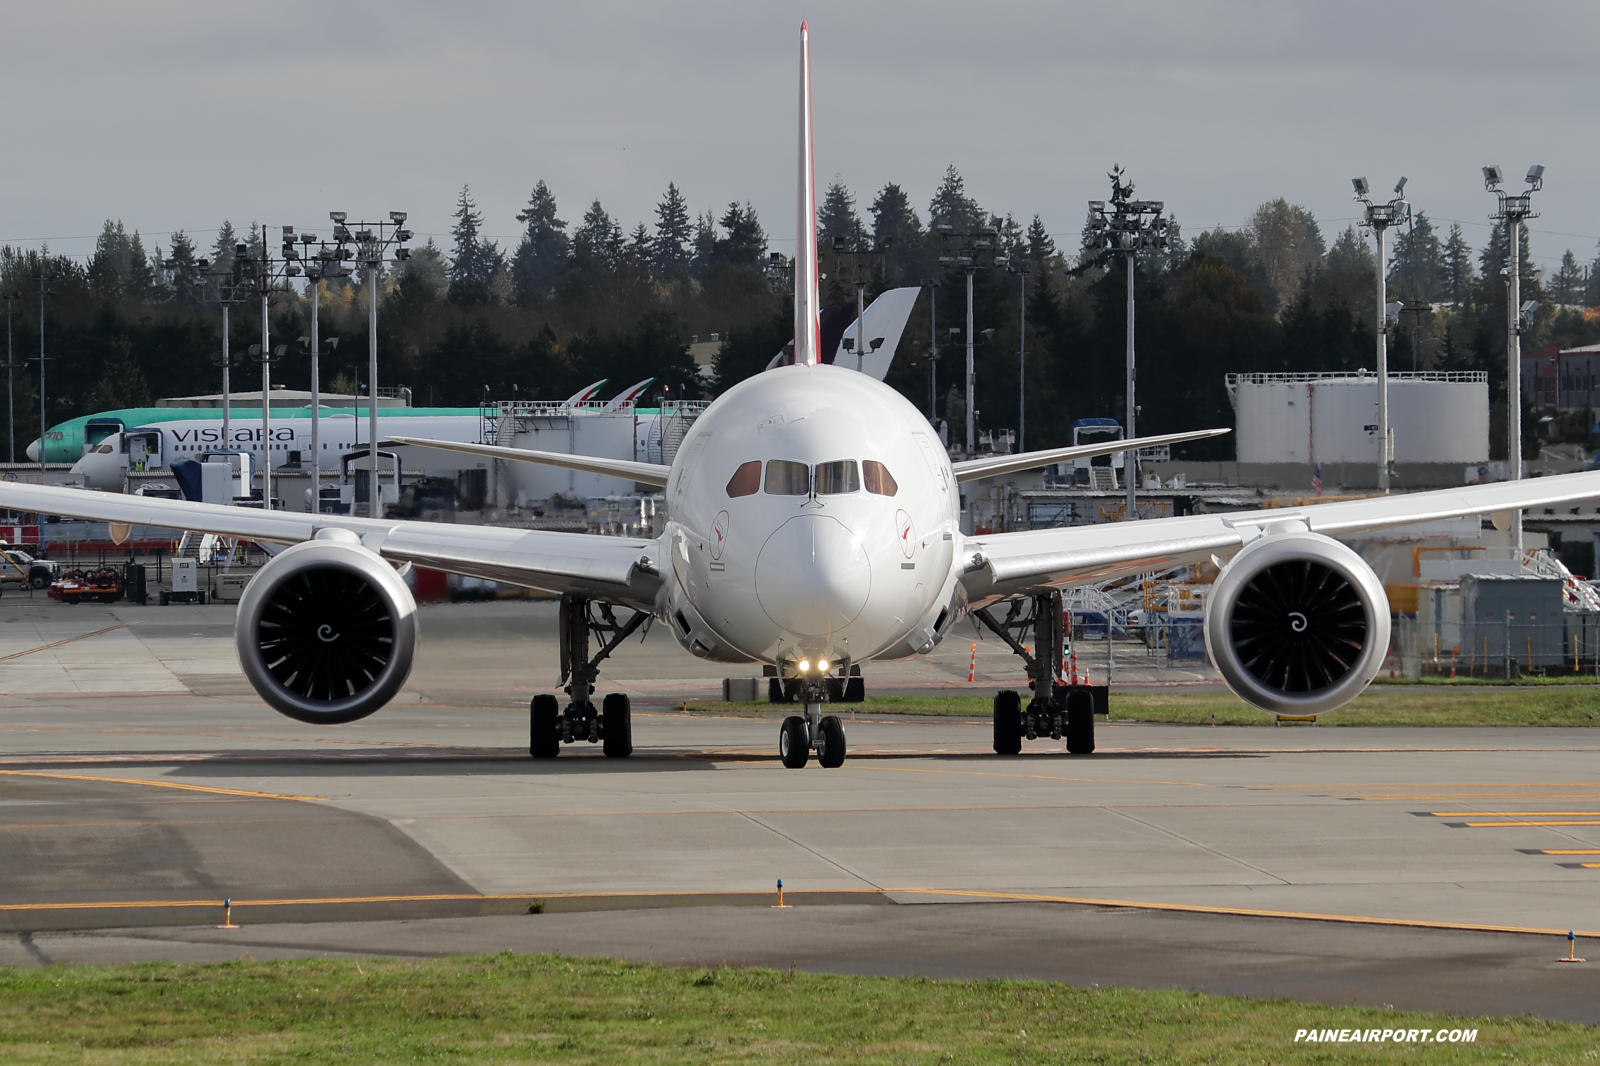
left=58, top=408, right=483, bottom=489
left=659, top=362, right=965, bottom=668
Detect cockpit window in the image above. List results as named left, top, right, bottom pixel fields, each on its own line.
left=96, top=444, right=114, bottom=454
left=863, top=460, right=898, bottom=496
left=764, top=460, right=809, bottom=495
left=726, top=460, right=761, bottom=498
left=815, top=460, right=859, bottom=494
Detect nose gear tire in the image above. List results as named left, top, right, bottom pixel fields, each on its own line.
left=817, top=714, right=845, bottom=768
left=779, top=715, right=809, bottom=768
left=1065, top=687, right=1095, bottom=754
left=602, top=692, right=632, bottom=758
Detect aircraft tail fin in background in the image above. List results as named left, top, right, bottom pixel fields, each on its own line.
left=602, top=378, right=656, bottom=413
left=793, top=21, right=820, bottom=367
left=562, top=379, right=608, bottom=407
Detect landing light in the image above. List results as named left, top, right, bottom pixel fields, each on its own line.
left=817, top=659, right=830, bottom=672
left=797, top=659, right=810, bottom=673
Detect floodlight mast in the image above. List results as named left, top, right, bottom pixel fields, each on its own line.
left=1485, top=164, right=1543, bottom=558
left=1352, top=176, right=1410, bottom=493
left=1087, top=166, right=1168, bottom=514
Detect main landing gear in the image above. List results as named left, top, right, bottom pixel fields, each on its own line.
left=775, top=674, right=847, bottom=769
left=973, top=590, right=1096, bottom=756
left=531, top=594, right=648, bottom=760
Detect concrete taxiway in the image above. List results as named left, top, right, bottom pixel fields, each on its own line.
left=3, top=598, right=1600, bottom=1020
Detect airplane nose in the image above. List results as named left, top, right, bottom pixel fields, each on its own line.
left=25, top=439, right=38, bottom=462
left=755, top=515, right=871, bottom=637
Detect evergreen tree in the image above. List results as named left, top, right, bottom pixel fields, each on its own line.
left=511, top=180, right=569, bottom=303
left=1443, top=223, right=1476, bottom=304
left=870, top=183, right=925, bottom=284
left=212, top=221, right=239, bottom=268
left=1550, top=249, right=1584, bottom=306
left=714, top=202, right=766, bottom=268
left=652, top=182, right=692, bottom=276
left=166, top=230, right=200, bottom=304
left=572, top=199, right=622, bottom=266
left=1325, top=225, right=1376, bottom=276
left=690, top=210, right=717, bottom=277
left=1477, top=219, right=1534, bottom=287
left=819, top=177, right=863, bottom=246
left=449, top=186, right=502, bottom=286
left=1387, top=213, right=1445, bottom=303
left=404, top=237, right=450, bottom=292
left=1025, top=214, right=1055, bottom=266
left=928, top=165, right=983, bottom=232
left=1586, top=242, right=1600, bottom=308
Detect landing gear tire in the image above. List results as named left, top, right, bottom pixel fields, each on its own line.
left=530, top=694, right=560, bottom=759
left=602, top=692, right=632, bottom=758
left=817, top=714, right=846, bottom=768
left=993, top=690, right=1023, bottom=755
left=1065, top=688, right=1095, bottom=754
left=779, top=715, right=809, bottom=768
left=844, top=676, right=865, bottom=702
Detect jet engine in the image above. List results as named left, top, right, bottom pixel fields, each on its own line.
left=234, top=535, right=418, bottom=724
left=1204, top=532, right=1390, bottom=715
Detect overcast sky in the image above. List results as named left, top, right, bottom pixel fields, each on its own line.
left=2, top=1, right=1595, bottom=273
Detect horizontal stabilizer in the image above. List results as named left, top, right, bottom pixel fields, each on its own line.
left=387, top=436, right=671, bottom=488
left=951, top=427, right=1231, bottom=484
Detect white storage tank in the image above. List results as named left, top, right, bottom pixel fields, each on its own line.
left=1228, top=372, right=1488, bottom=466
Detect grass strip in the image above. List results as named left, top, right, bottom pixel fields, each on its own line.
left=689, top=686, right=1600, bottom=726
left=0, top=952, right=1585, bottom=1064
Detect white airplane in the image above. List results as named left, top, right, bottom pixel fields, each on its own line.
left=4, top=23, right=1600, bottom=769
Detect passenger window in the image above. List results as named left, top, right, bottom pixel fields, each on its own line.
left=764, top=460, right=809, bottom=495
left=815, top=460, right=859, bottom=494
left=863, top=460, right=898, bottom=496
left=726, top=460, right=761, bottom=498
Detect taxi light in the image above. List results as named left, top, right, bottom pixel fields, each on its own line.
left=817, top=659, right=830, bottom=672
left=797, top=659, right=810, bottom=673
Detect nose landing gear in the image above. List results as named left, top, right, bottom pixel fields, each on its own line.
left=776, top=678, right=847, bottom=768
left=530, top=595, right=648, bottom=760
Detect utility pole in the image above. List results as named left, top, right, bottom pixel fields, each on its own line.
left=1352, top=176, right=1410, bottom=493
left=285, top=227, right=349, bottom=514
left=32, top=264, right=55, bottom=546
left=1086, top=166, right=1168, bottom=514
left=1485, top=164, right=1544, bottom=560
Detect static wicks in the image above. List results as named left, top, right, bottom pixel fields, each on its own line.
left=793, top=20, right=821, bottom=366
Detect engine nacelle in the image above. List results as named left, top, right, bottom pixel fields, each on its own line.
left=1204, top=531, right=1390, bottom=715
left=235, top=536, right=418, bottom=724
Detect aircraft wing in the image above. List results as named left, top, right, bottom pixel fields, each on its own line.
left=0, top=482, right=662, bottom=609
left=388, top=436, right=671, bottom=488
left=960, top=470, right=1600, bottom=604
left=951, top=428, right=1232, bottom=484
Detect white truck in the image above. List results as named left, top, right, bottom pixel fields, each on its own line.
left=0, top=546, right=62, bottom=590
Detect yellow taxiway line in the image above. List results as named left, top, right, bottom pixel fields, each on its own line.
left=0, top=886, right=1593, bottom=940
left=0, top=769, right=324, bottom=802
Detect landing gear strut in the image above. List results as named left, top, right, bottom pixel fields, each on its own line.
left=530, top=594, right=648, bottom=759
left=777, top=672, right=846, bottom=769
left=973, top=591, right=1095, bottom=755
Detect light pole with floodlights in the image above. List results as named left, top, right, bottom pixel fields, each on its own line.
left=1352, top=176, right=1410, bottom=493
left=1484, top=163, right=1544, bottom=559
left=328, top=213, right=411, bottom=515
left=1085, top=166, right=1168, bottom=513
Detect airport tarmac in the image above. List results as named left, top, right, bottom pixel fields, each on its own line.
left=4, top=598, right=1600, bottom=1020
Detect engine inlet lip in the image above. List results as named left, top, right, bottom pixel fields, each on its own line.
left=1204, top=532, right=1391, bottom=716
left=235, top=540, right=419, bottom=724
